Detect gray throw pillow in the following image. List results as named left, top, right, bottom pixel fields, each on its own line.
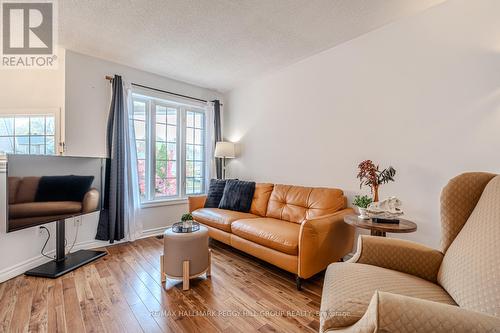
left=204, top=179, right=227, bottom=208
left=218, top=179, right=256, bottom=212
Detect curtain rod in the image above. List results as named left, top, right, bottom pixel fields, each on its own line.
left=105, top=75, right=218, bottom=104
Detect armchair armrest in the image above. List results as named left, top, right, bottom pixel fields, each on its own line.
left=188, top=195, right=207, bottom=213
left=348, top=235, right=443, bottom=282
left=298, top=208, right=355, bottom=279
left=343, top=291, right=500, bottom=333
left=82, top=188, right=99, bottom=213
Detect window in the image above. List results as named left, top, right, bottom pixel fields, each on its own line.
left=132, top=92, right=206, bottom=203
left=0, top=109, right=62, bottom=155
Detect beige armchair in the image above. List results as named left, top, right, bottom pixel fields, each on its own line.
left=320, top=172, right=500, bottom=332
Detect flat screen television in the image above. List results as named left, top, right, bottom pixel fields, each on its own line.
left=6, top=154, right=105, bottom=232
left=6, top=154, right=107, bottom=278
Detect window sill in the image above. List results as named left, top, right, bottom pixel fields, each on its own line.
left=140, top=198, right=188, bottom=209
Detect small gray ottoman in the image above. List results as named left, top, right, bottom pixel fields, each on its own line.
left=160, top=225, right=211, bottom=290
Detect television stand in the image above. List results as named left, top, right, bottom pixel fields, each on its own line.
left=25, top=219, right=107, bottom=278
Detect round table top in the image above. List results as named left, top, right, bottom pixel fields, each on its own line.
left=344, top=214, right=417, bottom=234
left=164, top=224, right=208, bottom=239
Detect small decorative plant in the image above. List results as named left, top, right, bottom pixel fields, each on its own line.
left=181, top=213, right=193, bottom=228
left=353, top=195, right=372, bottom=209
left=352, top=195, right=372, bottom=219
left=181, top=213, right=193, bottom=222
left=357, top=160, right=396, bottom=202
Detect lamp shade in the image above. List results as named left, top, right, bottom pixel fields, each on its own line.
left=214, top=142, right=235, bottom=158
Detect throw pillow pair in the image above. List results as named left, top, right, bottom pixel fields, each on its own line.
left=205, top=179, right=255, bottom=213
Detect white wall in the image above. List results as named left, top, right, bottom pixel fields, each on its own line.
left=224, top=0, right=500, bottom=248
left=0, top=50, right=221, bottom=282
left=0, top=48, right=66, bottom=110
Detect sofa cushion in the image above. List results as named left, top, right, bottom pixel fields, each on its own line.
left=250, top=183, right=274, bottom=216
left=8, top=177, right=20, bottom=204
left=266, top=184, right=345, bottom=223
left=204, top=179, right=226, bottom=208
left=320, top=263, right=456, bottom=331
left=15, top=177, right=40, bottom=203
left=438, top=175, right=500, bottom=317
left=9, top=201, right=83, bottom=219
left=231, top=218, right=300, bottom=255
left=192, top=208, right=258, bottom=232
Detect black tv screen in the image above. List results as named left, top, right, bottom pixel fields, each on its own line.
left=6, top=155, right=105, bottom=232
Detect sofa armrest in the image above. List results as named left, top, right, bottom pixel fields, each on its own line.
left=82, top=188, right=100, bottom=213
left=188, top=195, right=207, bottom=213
left=338, top=291, right=500, bottom=333
left=348, top=235, right=443, bottom=282
left=298, top=208, right=355, bottom=279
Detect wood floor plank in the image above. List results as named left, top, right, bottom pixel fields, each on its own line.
left=0, top=237, right=322, bottom=333
left=73, top=267, right=107, bottom=333
left=28, top=277, right=48, bottom=333
left=85, top=265, right=127, bottom=333
left=47, top=279, right=67, bottom=333
left=9, top=276, right=35, bottom=332
left=0, top=278, right=18, bottom=332
left=61, top=276, right=86, bottom=333
left=108, top=248, right=172, bottom=332
left=99, top=275, right=144, bottom=333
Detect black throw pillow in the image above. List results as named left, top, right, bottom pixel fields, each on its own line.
left=218, top=179, right=256, bottom=213
left=204, top=179, right=227, bottom=208
left=35, top=175, right=95, bottom=202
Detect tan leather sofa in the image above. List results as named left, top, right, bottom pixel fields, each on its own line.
left=8, top=176, right=100, bottom=231
left=189, top=183, right=355, bottom=289
left=320, top=172, right=500, bottom=332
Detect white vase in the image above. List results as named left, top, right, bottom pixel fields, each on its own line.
left=357, top=207, right=369, bottom=219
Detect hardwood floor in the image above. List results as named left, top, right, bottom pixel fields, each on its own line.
left=0, top=237, right=324, bottom=333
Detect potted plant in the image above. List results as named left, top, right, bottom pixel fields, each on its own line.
left=357, top=160, right=396, bottom=202
left=181, top=213, right=193, bottom=228
left=353, top=195, right=372, bottom=219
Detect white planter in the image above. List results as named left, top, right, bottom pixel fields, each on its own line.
left=182, top=220, right=193, bottom=228
left=356, top=207, right=369, bottom=219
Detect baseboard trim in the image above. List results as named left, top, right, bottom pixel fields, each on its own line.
left=139, top=226, right=168, bottom=239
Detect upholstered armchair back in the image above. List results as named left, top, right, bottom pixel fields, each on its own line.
left=439, top=172, right=496, bottom=252
left=438, top=173, right=500, bottom=317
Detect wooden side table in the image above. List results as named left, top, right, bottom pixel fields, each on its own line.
left=344, top=214, right=417, bottom=237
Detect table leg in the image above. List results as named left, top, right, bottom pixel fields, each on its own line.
left=207, top=249, right=212, bottom=277
left=183, top=260, right=190, bottom=290
left=160, top=255, right=166, bottom=282
left=371, top=230, right=386, bottom=237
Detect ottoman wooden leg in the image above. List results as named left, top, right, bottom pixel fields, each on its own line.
left=160, top=255, right=166, bottom=282
left=183, top=260, right=190, bottom=290
left=207, top=249, right=212, bottom=277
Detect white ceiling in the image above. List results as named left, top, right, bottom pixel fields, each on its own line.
left=59, top=0, right=445, bottom=92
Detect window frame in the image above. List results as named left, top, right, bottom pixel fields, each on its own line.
left=131, top=92, right=207, bottom=205
left=0, top=108, right=64, bottom=155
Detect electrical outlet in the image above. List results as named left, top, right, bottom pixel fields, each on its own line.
left=74, top=217, right=82, bottom=227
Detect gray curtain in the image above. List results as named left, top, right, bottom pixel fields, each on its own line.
left=96, top=75, right=126, bottom=243
left=213, top=100, right=223, bottom=179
